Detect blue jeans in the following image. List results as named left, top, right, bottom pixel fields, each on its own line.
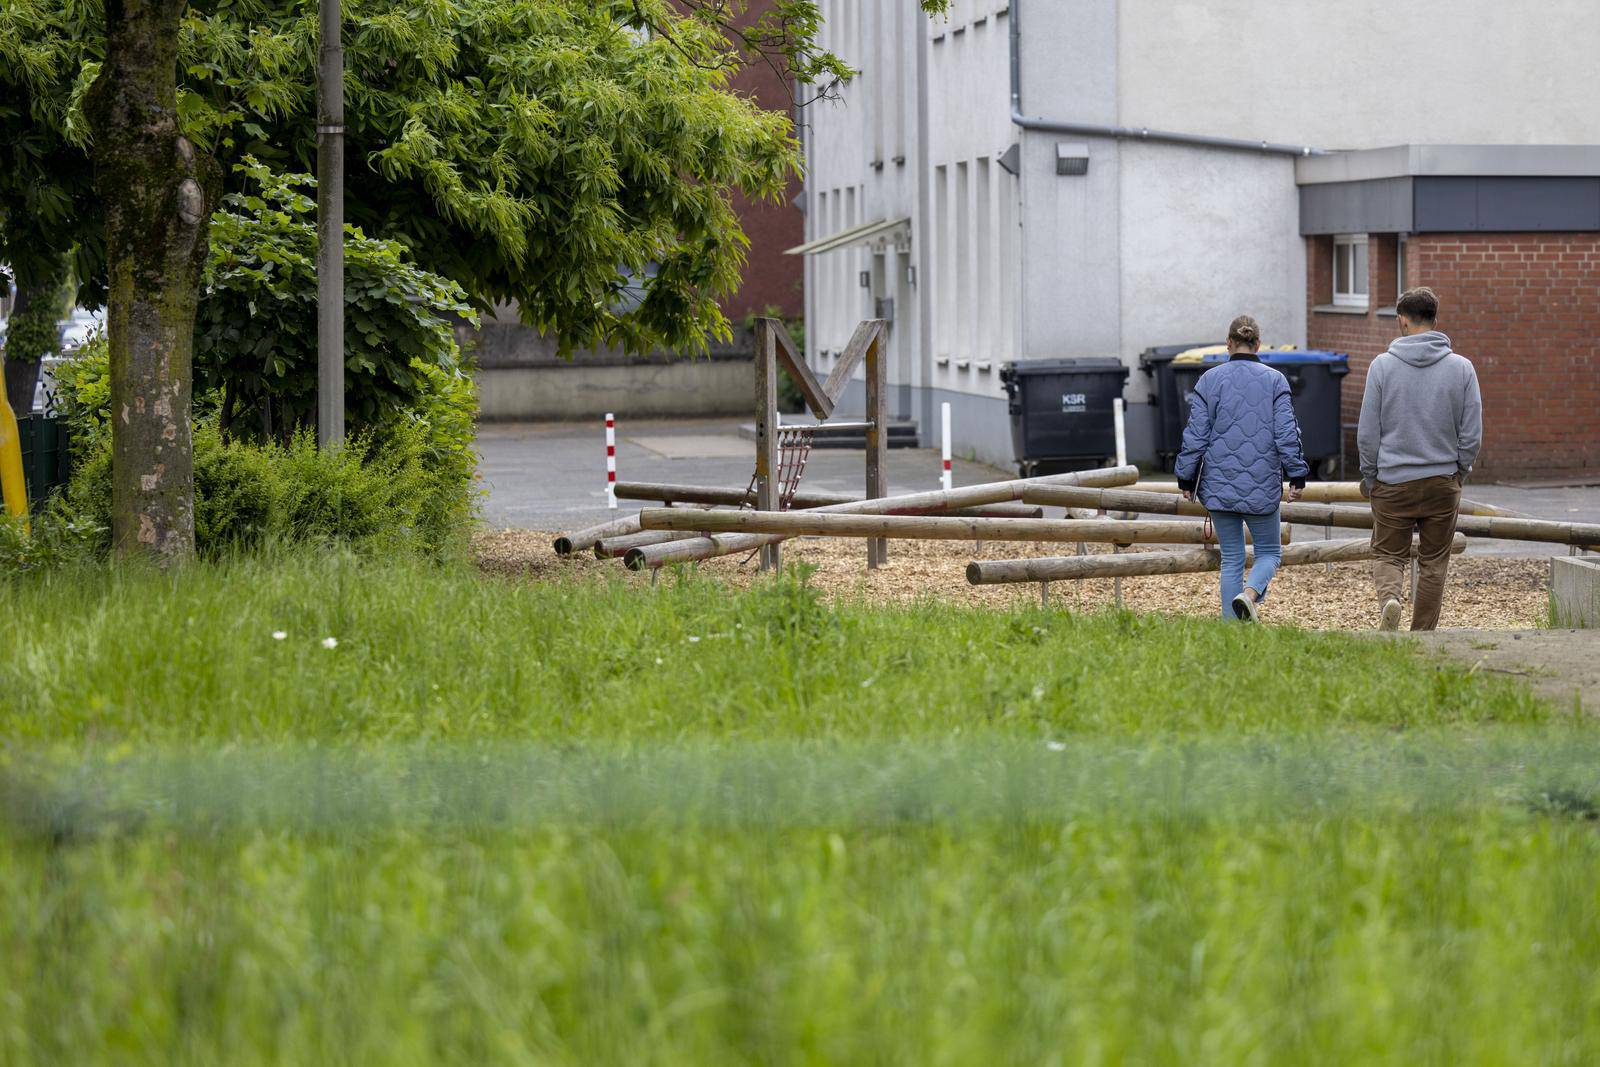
left=1212, top=509, right=1282, bottom=619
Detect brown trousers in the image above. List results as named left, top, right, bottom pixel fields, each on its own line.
left=1370, top=474, right=1462, bottom=631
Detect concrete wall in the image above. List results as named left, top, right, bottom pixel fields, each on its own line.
left=1117, top=0, right=1600, bottom=148
left=834, top=379, right=1017, bottom=473
left=470, top=307, right=754, bottom=421
left=1010, top=0, right=1306, bottom=467
left=1551, top=556, right=1600, bottom=628
left=478, top=361, right=753, bottom=421
left=804, top=0, right=1600, bottom=472
left=924, top=3, right=1022, bottom=427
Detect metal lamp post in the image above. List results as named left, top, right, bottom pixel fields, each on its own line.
left=316, top=0, right=345, bottom=447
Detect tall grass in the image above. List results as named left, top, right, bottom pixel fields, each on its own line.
left=1, top=552, right=1594, bottom=1065
left=5, top=814, right=1600, bottom=1066
left=0, top=551, right=1551, bottom=743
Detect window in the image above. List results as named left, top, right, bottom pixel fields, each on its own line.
left=1396, top=235, right=1407, bottom=300
left=1333, top=234, right=1369, bottom=308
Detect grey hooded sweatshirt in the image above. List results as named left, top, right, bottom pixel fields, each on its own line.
left=1357, top=330, right=1483, bottom=485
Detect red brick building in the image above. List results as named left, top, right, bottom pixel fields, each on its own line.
left=1299, top=146, right=1600, bottom=479
left=720, top=2, right=804, bottom=321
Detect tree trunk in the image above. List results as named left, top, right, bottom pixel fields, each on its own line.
left=3, top=263, right=67, bottom=415
left=85, top=0, right=219, bottom=563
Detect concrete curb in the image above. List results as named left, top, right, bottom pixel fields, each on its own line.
left=1551, top=556, right=1600, bottom=628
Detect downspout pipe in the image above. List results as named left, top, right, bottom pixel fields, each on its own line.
left=1007, top=0, right=1325, bottom=157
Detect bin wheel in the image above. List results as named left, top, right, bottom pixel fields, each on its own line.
left=1316, top=457, right=1339, bottom=481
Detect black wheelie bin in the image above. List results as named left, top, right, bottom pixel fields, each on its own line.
left=999, top=358, right=1131, bottom=476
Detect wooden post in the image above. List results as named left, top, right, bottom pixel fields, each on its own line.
left=1113, top=543, right=1123, bottom=609
left=754, top=319, right=780, bottom=572
left=864, top=323, right=888, bottom=569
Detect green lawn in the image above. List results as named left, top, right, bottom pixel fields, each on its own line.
left=2, top=552, right=1597, bottom=1065
left=0, top=551, right=1551, bottom=742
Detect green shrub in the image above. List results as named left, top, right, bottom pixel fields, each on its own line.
left=196, top=159, right=479, bottom=443
left=45, top=278, right=478, bottom=561
left=0, top=509, right=104, bottom=569
left=55, top=419, right=474, bottom=560
left=48, top=328, right=110, bottom=451
left=193, top=425, right=281, bottom=550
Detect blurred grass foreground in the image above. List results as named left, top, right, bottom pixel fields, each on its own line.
left=2, top=552, right=1598, bottom=1065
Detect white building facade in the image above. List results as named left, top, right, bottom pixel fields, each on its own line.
left=797, top=0, right=1600, bottom=468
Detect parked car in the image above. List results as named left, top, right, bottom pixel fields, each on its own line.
left=58, top=307, right=104, bottom=352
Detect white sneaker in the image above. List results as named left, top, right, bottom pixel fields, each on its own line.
left=1231, top=593, right=1258, bottom=623
left=1379, top=598, right=1403, bottom=632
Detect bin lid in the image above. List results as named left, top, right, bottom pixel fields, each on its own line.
left=1001, top=357, right=1128, bottom=375
left=1261, top=349, right=1348, bottom=365
left=1139, top=341, right=1224, bottom=367
left=1170, top=345, right=1229, bottom=365
left=1173, top=347, right=1348, bottom=366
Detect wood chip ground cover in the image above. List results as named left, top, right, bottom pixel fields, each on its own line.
left=480, top=530, right=1550, bottom=631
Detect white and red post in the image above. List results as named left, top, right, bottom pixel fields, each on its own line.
left=941, top=401, right=953, bottom=491
left=1112, top=398, right=1127, bottom=468
left=605, top=412, right=617, bottom=508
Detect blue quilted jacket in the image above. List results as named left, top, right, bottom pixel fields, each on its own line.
left=1174, top=354, right=1309, bottom=515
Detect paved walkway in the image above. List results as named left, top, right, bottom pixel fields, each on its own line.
left=477, top=417, right=1014, bottom=531
left=478, top=417, right=1600, bottom=558
left=1392, top=630, right=1599, bottom=714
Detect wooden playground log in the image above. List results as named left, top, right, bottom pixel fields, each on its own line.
left=557, top=504, right=715, bottom=556
left=1131, top=479, right=1520, bottom=519
left=639, top=510, right=1291, bottom=546
left=615, top=480, right=855, bottom=508
left=554, top=514, right=640, bottom=556
left=623, top=465, right=1140, bottom=570
left=611, top=481, right=1042, bottom=518
left=966, top=534, right=1467, bottom=585
left=1021, top=485, right=1600, bottom=549
left=1132, top=480, right=1367, bottom=503
left=594, top=529, right=706, bottom=558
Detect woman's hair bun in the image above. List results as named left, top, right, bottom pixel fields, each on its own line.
left=1227, top=315, right=1261, bottom=346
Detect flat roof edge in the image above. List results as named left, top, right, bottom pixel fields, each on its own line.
left=1297, top=144, right=1600, bottom=185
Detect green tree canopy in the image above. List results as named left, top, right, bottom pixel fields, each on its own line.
left=1, top=0, right=944, bottom=354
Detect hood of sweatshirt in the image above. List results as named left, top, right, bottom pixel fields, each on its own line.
left=1387, top=330, right=1453, bottom=368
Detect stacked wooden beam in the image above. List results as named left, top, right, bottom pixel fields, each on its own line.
left=640, top=510, right=1289, bottom=547
left=967, top=535, right=1466, bottom=586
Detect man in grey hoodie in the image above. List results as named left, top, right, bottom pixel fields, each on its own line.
left=1358, top=286, right=1483, bottom=631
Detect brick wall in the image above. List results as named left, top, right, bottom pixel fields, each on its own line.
left=719, top=1, right=804, bottom=321
left=1308, top=232, right=1600, bottom=478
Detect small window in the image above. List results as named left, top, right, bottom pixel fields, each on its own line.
left=1396, top=236, right=1407, bottom=300
left=1333, top=234, right=1369, bottom=308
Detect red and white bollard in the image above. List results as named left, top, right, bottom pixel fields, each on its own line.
left=1112, top=398, right=1127, bottom=468
left=605, top=412, right=617, bottom=508
left=940, top=401, right=953, bottom=492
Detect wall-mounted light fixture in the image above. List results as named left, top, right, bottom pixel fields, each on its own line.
left=859, top=271, right=872, bottom=289
left=1056, top=142, right=1089, bottom=176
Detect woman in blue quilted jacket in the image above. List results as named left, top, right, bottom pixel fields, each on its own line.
left=1174, top=316, right=1310, bottom=622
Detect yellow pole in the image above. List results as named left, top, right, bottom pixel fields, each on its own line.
left=0, top=386, right=30, bottom=527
